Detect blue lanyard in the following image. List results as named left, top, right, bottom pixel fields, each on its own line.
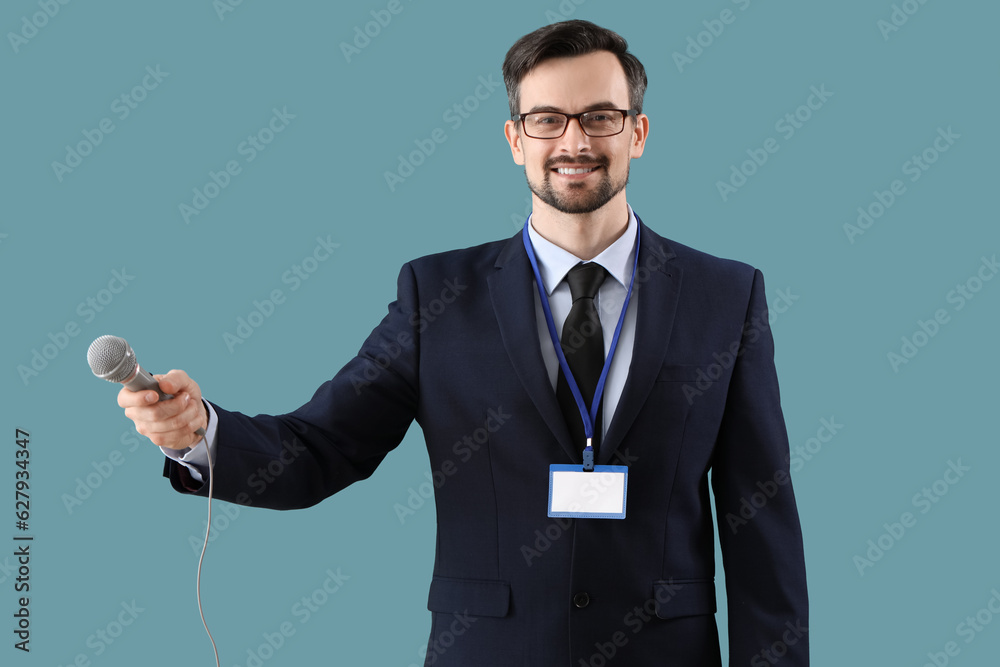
left=521, top=218, right=640, bottom=456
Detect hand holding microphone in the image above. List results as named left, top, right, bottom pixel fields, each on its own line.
left=88, top=335, right=207, bottom=450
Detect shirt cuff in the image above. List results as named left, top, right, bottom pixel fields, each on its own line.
left=159, top=399, right=218, bottom=484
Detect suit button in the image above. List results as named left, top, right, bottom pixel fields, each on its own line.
left=573, top=592, right=590, bottom=608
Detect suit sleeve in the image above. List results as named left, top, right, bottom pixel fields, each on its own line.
left=711, top=268, right=809, bottom=666
left=163, top=262, right=421, bottom=510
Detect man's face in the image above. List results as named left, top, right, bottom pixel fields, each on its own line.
left=504, top=50, right=649, bottom=215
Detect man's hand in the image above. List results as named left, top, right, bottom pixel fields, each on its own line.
left=117, top=369, right=208, bottom=450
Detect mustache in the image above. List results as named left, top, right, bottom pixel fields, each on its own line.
left=545, top=156, right=609, bottom=169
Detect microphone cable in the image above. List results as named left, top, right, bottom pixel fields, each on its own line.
left=192, top=426, right=221, bottom=667
left=86, top=337, right=221, bottom=665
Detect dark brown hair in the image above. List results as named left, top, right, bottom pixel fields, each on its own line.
left=502, top=20, right=647, bottom=119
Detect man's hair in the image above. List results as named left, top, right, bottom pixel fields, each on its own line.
left=502, top=20, right=647, bottom=119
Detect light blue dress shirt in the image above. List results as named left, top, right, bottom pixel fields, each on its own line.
left=527, top=203, right=638, bottom=445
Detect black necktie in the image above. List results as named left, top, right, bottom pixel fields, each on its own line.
left=556, top=262, right=608, bottom=455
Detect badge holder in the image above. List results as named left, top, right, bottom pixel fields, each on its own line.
left=548, top=463, right=628, bottom=519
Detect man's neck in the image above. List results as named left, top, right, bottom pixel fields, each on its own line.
left=528, top=195, right=630, bottom=260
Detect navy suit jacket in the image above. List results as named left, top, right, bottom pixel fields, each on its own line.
left=165, top=216, right=808, bottom=666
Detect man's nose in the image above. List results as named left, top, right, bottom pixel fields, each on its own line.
left=556, top=117, right=592, bottom=152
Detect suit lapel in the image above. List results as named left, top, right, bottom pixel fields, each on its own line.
left=488, top=234, right=578, bottom=461
left=599, top=218, right=682, bottom=465
left=488, top=218, right=683, bottom=466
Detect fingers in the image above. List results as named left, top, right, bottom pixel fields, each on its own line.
left=156, top=369, right=200, bottom=401
left=117, top=385, right=159, bottom=408
left=116, top=369, right=207, bottom=450
left=125, top=392, right=192, bottom=431
left=123, top=393, right=202, bottom=449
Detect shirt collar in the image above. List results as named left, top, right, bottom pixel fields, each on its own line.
left=526, top=204, right=638, bottom=296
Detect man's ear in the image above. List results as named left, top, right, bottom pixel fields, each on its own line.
left=630, top=113, right=649, bottom=159
left=504, top=119, right=525, bottom=166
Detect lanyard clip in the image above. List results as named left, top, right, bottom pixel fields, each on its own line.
left=582, top=437, right=595, bottom=472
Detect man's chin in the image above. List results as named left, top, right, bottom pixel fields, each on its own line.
left=546, top=197, right=611, bottom=215
left=525, top=169, right=626, bottom=215
left=546, top=184, right=616, bottom=214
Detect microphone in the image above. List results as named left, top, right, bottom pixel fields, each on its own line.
left=88, top=334, right=216, bottom=665
left=87, top=334, right=173, bottom=400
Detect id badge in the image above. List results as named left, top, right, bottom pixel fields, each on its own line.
left=548, top=464, right=628, bottom=519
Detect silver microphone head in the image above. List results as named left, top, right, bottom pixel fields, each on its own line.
left=87, top=335, right=137, bottom=383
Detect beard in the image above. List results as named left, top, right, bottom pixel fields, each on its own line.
left=525, top=156, right=629, bottom=215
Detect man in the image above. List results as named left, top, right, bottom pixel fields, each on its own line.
left=119, top=20, right=808, bottom=666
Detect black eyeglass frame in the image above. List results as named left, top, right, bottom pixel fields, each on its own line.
left=513, top=109, right=639, bottom=139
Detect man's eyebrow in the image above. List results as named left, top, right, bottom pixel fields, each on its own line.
left=524, top=101, right=621, bottom=113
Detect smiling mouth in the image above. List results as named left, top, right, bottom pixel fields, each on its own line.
left=553, top=166, right=600, bottom=175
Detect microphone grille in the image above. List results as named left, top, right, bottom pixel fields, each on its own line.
left=87, top=335, right=136, bottom=383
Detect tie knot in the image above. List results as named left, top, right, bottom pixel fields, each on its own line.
left=565, top=262, right=608, bottom=302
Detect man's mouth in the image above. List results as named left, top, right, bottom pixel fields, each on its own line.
left=553, top=165, right=601, bottom=175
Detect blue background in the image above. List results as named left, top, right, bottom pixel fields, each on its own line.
left=2, top=1, right=998, bottom=665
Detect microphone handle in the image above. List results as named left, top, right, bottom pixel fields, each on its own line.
left=124, top=364, right=174, bottom=401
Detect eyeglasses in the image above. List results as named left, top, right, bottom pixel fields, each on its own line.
left=514, top=109, right=637, bottom=139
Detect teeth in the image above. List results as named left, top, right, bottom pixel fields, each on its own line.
left=556, top=167, right=598, bottom=175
